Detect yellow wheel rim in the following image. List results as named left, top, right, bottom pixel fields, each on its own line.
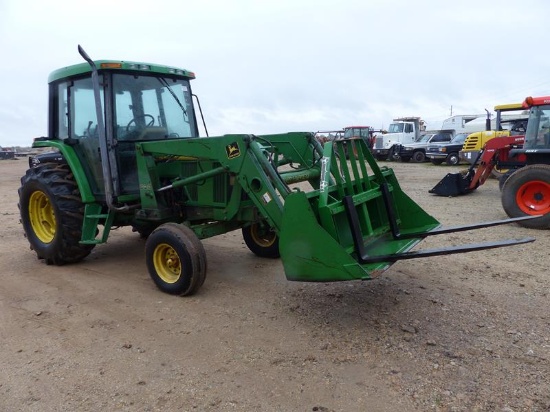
left=29, top=191, right=56, bottom=243
left=153, top=243, right=181, bottom=284
left=250, top=224, right=277, bottom=247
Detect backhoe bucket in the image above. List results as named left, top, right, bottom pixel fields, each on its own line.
left=271, top=138, right=534, bottom=282
left=429, top=171, right=474, bottom=197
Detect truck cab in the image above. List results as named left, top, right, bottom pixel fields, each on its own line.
left=426, top=132, right=470, bottom=165
left=373, top=117, right=425, bottom=160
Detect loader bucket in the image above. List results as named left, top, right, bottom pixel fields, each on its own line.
left=429, top=171, right=474, bottom=197
left=277, top=138, right=440, bottom=282
left=273, top=138, right=534, bottom=282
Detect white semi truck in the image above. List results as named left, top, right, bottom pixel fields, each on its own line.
left=372, top=117, right=426, bottom=161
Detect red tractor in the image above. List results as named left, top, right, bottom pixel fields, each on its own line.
left=430, top=96, right=550, bottom=229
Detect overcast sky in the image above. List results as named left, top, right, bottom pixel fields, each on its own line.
left=1, top=0, right=550, bottom=147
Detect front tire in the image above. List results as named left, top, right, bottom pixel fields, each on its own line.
left=446, top=153, right=460, bottom=166
left=501, top=165, right=550, bottom=229
left=18, top=163, right=94, bottom=265
left=498, top=169, right=519, bottom=191
left=242, top=222, right=280, bottom=258
left=412, top=151, right=425, bottom=163
left=145, top=223, right=207, bottom=296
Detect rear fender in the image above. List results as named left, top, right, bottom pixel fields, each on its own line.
left=31, top=140, right=96, bottom=203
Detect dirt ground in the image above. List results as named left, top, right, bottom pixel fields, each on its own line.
left=0, top=157, right=548, bottom=412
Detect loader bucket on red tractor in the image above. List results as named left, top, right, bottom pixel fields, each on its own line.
left=429, top=170, right=475, bottom=197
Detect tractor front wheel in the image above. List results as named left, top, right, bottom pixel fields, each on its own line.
left=18, top=163, right=94, bottom=265
left=242, top=222, right=280, bottom=258
left=501, top=164, right=550, bottom=229
left=498, top=169, right=518, bottom=191
left=145, top=223, right=207, bottom=296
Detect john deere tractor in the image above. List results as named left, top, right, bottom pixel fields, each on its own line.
left=18, top=46, right=536, bottom=296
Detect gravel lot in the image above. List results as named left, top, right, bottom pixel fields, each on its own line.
left=0, top=157, right=548, bottom=412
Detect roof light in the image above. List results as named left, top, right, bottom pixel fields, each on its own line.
left=523, top=96, right=534, bottom=108
left=100, top=63, right=122, bottom=69
left=127, top=63, right=151, bottom=71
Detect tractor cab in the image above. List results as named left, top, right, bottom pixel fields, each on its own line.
left=521, top=96, right=550, bottom=163
left=46, top=61, right=199, bottom=197
left=343, top=126, right=374, bottom=148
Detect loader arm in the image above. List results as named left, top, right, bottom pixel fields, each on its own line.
left=430, top=135, right=526, bottom=197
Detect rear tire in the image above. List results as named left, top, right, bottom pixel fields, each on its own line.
left=242, top=222, right=280, bottom=258
left=145, top=223, right=207, bottom=295
left=501, top=165, right=550, bottom=229
left=18, top=163, right=94, bottom=265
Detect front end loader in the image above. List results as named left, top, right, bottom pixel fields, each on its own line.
left=18, top=47, right=537, bottom=296
left=429, top=134, right=526, bottom=197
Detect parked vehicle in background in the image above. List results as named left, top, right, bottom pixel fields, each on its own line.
left=315, top=130, right=344, bottom=145
left=429, top=94, right=550, bottom=229
left=426, top=132, right=469, bottom=165
left=0, top=146, right=16, bottom=160
left=393, top=131, right=453, bottom=162
left=439, top=113, right=486, bottom=136
left=373, top=117, right=425, bottom=160
left=460, top=102, right=529, bottom=166
left=343, top=126, right=375, bottom=148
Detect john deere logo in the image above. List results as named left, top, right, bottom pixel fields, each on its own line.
left=226, top=142, right=240, bottom=159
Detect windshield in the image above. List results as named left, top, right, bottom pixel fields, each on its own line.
left=418, top=134, right=433, bottom=142
left=451, top=133, right=468, bottom=144
left=113, top=73, right=196, bottom=140
left=388, top=123, right=404, bottom=133
left=344, top=127, right=370, bottom=139
left=524, top=106, right=550, bottom=149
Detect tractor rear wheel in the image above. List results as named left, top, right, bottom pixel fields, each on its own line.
left=242, top=222, right=280, bottom=258
left=145, top=223, right=206, bottom=295
left=501, top=164, right=550, bottom=229
left=18, top=163, right=94, bottom=265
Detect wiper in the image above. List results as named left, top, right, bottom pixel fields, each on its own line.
left=158, top=78, right=188, bottom=120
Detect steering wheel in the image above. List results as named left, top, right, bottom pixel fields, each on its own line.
left=126, top=114, right=155, bottom=131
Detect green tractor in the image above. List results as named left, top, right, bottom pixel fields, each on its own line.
left=18, top=46, right=536, bottom=296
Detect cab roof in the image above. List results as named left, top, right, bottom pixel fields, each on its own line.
left=48, top=60, right=195, bottom=83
